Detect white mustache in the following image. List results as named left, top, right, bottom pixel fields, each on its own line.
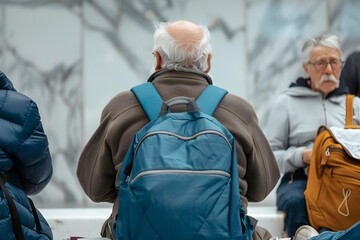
left=319, top=74, right=340, bottom=86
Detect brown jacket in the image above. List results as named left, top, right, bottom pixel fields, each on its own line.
left=77, top=70, right=280, bottom=238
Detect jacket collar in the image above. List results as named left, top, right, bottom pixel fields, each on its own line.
left=147, top=69, right=213, bottom=85
left=289, top=76, right=349, bottom=99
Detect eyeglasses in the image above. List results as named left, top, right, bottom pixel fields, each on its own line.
left=307, top=59, right=344, bottom=71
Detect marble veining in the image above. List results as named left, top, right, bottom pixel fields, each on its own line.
left=0, top=0, right=359, bottom=207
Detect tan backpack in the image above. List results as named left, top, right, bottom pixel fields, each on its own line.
left=304, top=94, right=360, bottom=231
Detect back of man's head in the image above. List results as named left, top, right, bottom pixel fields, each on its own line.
left=153, top=20, right=212, bottom=73
left=301, top=34, right=342, bottom=64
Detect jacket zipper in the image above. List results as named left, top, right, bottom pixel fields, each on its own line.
left=322, top=97, right=328, bottom=126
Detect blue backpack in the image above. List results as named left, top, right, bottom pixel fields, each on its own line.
left=115, top=83, right=254, bottom=240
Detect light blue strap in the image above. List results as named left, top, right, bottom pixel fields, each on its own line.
left=131, top=83, right=162, bottom=121
left=131, top=83, right=228, bottom=120
left=196, top=85, right=228, bottom=116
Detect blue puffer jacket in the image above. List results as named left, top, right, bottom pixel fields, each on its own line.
left=0, top=71, right=53, bottom=239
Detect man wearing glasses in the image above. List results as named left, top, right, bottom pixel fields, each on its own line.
left=265, top=34, right=360, bottom=239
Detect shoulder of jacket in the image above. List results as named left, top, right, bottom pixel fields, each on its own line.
left=101, top=90, right=139, bottom=118
left=4, top=89, right=33, bottom=103
left=1, top=91, right=36, bottom=121
left=216, top=93, right=259, bottom=125
left=221, top=93, right=254, bottom=112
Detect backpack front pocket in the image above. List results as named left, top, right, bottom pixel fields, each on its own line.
left=129, top=173, right=231, bottom=240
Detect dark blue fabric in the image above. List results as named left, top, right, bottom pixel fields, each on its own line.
left=311, top=220, right=360, bottom=240
left=276, top=175, right=309, bottom=236
left=341, top=51, right=360, bottom=97
left=289, top=77, right=349, bottom=99
left=0, top=71, right=53, bottom=239
left=116, top=93, right=253, bottom=239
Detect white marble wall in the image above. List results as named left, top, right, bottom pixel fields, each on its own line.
left=1, top=0, right=360, bottom=208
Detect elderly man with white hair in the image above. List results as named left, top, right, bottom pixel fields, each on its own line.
left=77, top=20, right=280, bottom=239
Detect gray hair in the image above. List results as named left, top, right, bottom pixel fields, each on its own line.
left=153, top=22, right=212, bottom=72
left=301, top=34, right=342, bottom=64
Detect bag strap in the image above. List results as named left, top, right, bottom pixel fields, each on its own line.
left=28, top=197, right=42, bottom=232
left=344, top=94, right=360, bottom=129
left=131, top=82, right=228, bottom=121
left=131, top=82, right=163, bottom=121
left=0, top=174, right=24, bottom=240
left=345, top=94, right=354, bottom=126
left=196, top=85, right=228, bottom=116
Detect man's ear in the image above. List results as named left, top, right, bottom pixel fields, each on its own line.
left=302, top=63, right=309, bottom=75
left=203, top=53, right=212, bottom=73
left=154, top=51, right=162, bottom=71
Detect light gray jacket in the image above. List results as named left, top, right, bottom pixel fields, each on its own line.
left=265, top=85, right=360, bottom=174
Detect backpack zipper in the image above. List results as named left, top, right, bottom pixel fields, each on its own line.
left=324, top=147, right=331, bottom=165
left=130, top=130, right=232, bottom=185
left=134, top=130, right=232, bottom=158
left=327, top=146, right=357, bottom=160
left=131, top=169, right=230, bottom=185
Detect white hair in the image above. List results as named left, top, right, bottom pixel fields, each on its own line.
left=301, top=34, right=342, bottom=64
left=153, top=22, right=212, bottom=72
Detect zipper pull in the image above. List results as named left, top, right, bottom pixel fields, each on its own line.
left=126, top=176, right=130, bottom=184
left=326, top=147, right=330, bottom=157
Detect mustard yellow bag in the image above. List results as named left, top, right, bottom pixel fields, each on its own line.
left=304, top=94, right=360, bottom=231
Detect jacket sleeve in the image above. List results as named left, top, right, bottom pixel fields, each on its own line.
left=264, top=95, right=306, bottom=174
left=76, top=103, right=118, bottom=203
left=219, top=94, right=280, bottom=203
left=16, top=100, right=53, bottom=195
left=242, top=106, right=280, bottom=202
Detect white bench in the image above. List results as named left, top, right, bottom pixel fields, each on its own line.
left=41, top=206, right=284, bottom=239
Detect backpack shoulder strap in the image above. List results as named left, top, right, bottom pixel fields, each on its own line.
left=0, top=174, right=24, bottom=240
left=345, top=94, right=354, bottom=127
left=196, top=85, right=228, bottom=116
left=131, top=82, right=162, bottom=121
left=131, top=83, right=228, bottom=120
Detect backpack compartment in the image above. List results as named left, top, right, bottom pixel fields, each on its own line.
left=125, top=116, right=234, bottom=239
left=316, top=167, right=360, bottom=230
left=306, top=127, right=360, bottom=231
left=117, top=85, right=253, bottom=240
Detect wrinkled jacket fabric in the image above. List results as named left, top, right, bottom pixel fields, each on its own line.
left=265, top=77, right=360, bottom=174
left=0, top=71, right=53, bottom=239
left=77, top=70, right=280, bottom=239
